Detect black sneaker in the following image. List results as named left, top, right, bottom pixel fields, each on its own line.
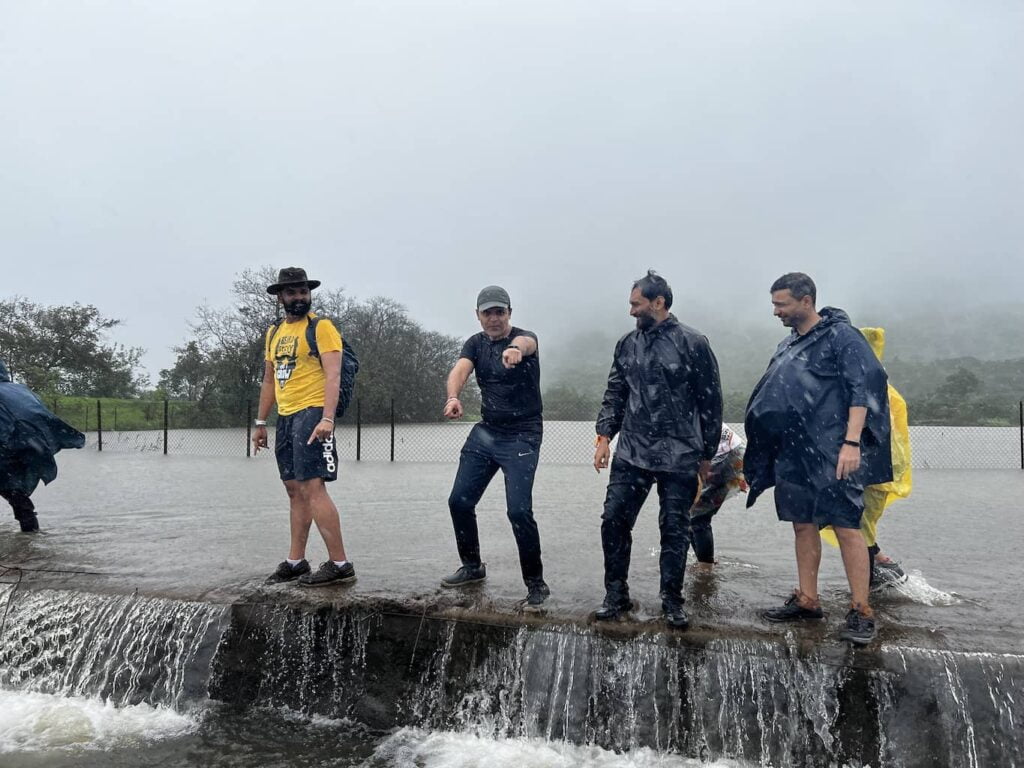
left=838, top=607, right=877, bottom=645
left=594, top=596, right=634, bottom=621
left=871, top=560, right=908, bottom=593
left=298, top=560, right=356, bottom=587
left=762, top=592, right=825, bottom=623
left=440, top=563, right=487, bottom=588
left=265, top=559, right=311, bottom=584
left=663, top=604, right=689, bottom=630
left=17, top=515, right=39, bottom=533
left=523, top=580, right=550, bottom=612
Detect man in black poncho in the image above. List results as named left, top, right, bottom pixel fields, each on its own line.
left=593, top=270, right=723, bottom=630
left=744, top=273, right=892, bottom=645
left=0, top=360, right=85, bottom=532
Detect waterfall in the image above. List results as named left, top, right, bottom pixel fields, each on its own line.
left=0, top=586, right=225, bottom=709
left=3, top=588, right=1021, bottom=767
left=209, top=603, right=1024, bottom=767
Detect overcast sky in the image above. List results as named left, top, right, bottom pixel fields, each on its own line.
left=2, top=1, right=1022, bottom=377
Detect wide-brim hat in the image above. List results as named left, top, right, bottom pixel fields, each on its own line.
left=267, top=267, right=321, bottom=294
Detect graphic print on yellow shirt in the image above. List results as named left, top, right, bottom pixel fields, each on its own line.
left=264, top=314, right=343, bottom=416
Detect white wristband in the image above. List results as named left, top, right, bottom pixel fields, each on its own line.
left=446, top=396, right=460, bottom=403
left=320, top=417, right=335, bottom=424
left=254, top=419, right=267, bottom=427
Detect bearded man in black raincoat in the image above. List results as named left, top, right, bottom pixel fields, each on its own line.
left=0, top=360, right=85, bottom=532
left=744, top=273, right=891, bottom=645
left=593, top=271, right=723, bottom=630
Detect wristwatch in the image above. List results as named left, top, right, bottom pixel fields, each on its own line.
left=508, top=344, right=520, bottom=351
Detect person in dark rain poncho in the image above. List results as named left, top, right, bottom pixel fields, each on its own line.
left=0, top=359, right=85, bottom=532
left=593, top=271, right=723, bottom=630
left=744, top=273, right=892, bottom=645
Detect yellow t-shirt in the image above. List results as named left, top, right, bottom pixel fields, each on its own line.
left=264, top=314, right=343, bottom=416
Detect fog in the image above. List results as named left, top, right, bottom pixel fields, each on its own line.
left=2, top=1, right=1021, bottom=377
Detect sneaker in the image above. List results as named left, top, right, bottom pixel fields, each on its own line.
left=265, top=559, right=311, bottom=584
left=523, top=580, right=550, bottom=611
left=594, top=595, right=634, bottom=621
left=762, top=592, right=825, bottom=623
left=838, top=607, right=877, bottom=645
left=871, top=560, right=908, bottom=593
left=663, top=604, right=689, bottom=630
left=440, top=563, right=487, bottom=588
left=298, top=560, right=356, bottom=587
left=17, top=515, right=39, bottom=533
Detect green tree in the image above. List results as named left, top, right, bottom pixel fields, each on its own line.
left=543, top=384, right=599, bottom=421
left=935, top=366, right=981, bottom=400
left=158, top=341, right=214, bottom=401
left=0, top=296, right=147, bottom=396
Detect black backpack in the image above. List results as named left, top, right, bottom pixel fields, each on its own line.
left=269, top=315, right=359, bottom=417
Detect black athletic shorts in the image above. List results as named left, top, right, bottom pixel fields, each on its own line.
left=275, top=406, right=338, bottom=483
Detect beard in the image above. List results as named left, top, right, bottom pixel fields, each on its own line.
left=635, top=312, right=656, bottom=331
left=283, top=299, right=311, bottom=317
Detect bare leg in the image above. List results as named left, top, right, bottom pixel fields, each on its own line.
left=285, top=480, right=314, bottom=561
left=302, top=478, right=347, bottom=562
left=793, top=522, right=821, bottom=604
left=835, top=526, right=871, bottom=609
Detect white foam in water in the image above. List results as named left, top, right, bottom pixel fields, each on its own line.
left=888, top=570, right=959, bottom=606
left=370, top=727, right=751, bottom=768
left=0, top=690, right=196, bottom=753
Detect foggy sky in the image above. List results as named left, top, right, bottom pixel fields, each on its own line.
left=2, top=1, right=1022, bottom=378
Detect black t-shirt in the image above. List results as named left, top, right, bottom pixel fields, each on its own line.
left=460, top=327, right=542, bottom=436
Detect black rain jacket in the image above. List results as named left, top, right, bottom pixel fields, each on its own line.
left=743, top=307, right=892, bottom=507
left=0, top=360, right=85, bottom=495
left=596, top=315, right=723, bottom=473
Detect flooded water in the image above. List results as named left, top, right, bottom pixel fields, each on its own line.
left=6, top=451, right=1023, bottom=649
left=2, top=451, right=1023, bottom=766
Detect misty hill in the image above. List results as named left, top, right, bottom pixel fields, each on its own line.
left=542, top=306, right=1024, bottom=426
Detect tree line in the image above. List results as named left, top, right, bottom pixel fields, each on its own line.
left=3, top=279, right=1022, bottom=428
left=156, top=267, right=477, bottom=426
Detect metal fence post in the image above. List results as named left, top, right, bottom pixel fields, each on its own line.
left=163, top=399, right=169, bottom=455
left=356, top=399, right=362, bottom=462
left=246, top=401, right=252, bottom=458
left=390, top=399, right=395, bottom=462
left=97, top=400, right=103, bottom=452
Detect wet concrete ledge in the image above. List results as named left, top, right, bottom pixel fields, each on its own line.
left=5, top=580, right=1023, bottom=767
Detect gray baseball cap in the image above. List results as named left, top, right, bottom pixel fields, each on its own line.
left=476, top=285, right=511, bottom=311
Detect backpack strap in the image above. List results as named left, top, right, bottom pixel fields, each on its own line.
left=305, top=315, right=321, bottom=359
left=266, top=319, right=284, bottom=359
left=267, top=316, right=322, bottom=360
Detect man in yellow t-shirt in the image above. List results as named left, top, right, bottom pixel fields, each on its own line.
left=252, top=267, right=355, bottom=587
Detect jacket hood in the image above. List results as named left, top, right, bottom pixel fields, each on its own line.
left=859, top=327, right=886, bottom=362
left=817, top=306, right=852, bottom=326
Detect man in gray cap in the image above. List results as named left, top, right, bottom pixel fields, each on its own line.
left=441, top=285, right=549, bottom=609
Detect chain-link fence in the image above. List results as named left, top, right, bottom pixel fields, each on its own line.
left=50, top=398, right=1024, bottom=469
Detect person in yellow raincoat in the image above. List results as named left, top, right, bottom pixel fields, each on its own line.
left=821, top=327, right=912, bottom=591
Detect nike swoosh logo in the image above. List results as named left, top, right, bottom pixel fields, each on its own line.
left=518, top=451, right=533, bottom=457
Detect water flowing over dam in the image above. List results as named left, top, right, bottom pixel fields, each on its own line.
left=2, top=584, right=1021, bottom=767
left=2, top=455, right=1023, bottom=766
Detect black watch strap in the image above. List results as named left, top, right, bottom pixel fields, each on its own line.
left=843, top=439, right=860, bottom=447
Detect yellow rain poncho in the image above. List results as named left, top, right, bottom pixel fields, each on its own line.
left=821, top=327, right=912, bottom=548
